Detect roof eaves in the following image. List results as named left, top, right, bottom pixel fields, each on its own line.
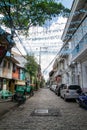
left=61, top=0, right=86, bottom=42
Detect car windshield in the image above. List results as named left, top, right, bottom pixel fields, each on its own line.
left=69, top=85, right=81, bottom=90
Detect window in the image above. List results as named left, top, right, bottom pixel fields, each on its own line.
left=68, top=85, right=80, bottom=90
left=63, top=85, right=67, bottom=89
left=13, top=64, right=16, bottom=72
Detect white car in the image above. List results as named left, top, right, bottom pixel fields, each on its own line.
left=60, top=85, right=82, bottom=101
left=50, top=84, right=57, bottom=92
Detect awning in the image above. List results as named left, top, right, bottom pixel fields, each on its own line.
left=6, top=56, right=19, bottom=64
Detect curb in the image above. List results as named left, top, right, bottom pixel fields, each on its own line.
left=0, top=94, right=32, bottom=120
left=0, top=98, right=12, bottom=103
left=0, top=102, right=18, bottom=120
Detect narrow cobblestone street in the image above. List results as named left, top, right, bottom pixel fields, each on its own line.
left=0, top=88, right=87, bottom=130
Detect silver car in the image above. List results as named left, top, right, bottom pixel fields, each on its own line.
left=60, top=85, right=82, bottom=101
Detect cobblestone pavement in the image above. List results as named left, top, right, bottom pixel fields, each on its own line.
left=0, top=88, right=87, bottom=130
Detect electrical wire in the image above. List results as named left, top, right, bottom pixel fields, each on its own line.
left=43, top=50, right=59, bottom=73
left=14, top=46, right=26, bottom=59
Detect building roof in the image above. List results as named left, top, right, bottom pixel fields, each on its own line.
left=12, top=51, right=27, bottom=67
left=5, top=56, right=19, bottom=64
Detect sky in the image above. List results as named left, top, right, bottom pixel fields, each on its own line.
left=13, top=17, right=67, bottom=79
left=60, top=0, right=73, bottom=9
left=12, top=0, right=73, bottom=81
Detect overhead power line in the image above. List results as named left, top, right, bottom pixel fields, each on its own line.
left=14, top=32, right=28, bottom=55
left=43, top=51, right=59, bottom=73
left=15, top=46, right=26, bottom=59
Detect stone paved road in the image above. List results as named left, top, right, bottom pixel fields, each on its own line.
left=0, top=88, right=87, bottom=130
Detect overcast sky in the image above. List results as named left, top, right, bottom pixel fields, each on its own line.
left=41, top=0, right=74, bottom=80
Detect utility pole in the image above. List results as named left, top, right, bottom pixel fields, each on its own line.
left=39, top=47, right=48, bottom=66
left=39, top=47, right=41, bottom=65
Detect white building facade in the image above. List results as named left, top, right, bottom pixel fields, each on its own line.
left=61, top=0, right=87, bottom=91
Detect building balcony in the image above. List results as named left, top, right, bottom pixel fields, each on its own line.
left=59, top=49, right=70, bottom=58
left=72, top=35, right=87, bottom=61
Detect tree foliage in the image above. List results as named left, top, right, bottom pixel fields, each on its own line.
left=25, top=55, right=38, bottom=77
left=0, top=0, right=70, bottom=35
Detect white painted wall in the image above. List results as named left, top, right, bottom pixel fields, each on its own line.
left=82, top=61, right=87, bottom=90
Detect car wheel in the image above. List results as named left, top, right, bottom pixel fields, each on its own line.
left=64, top=95, right=67, bottom=101
left=60, top=93, right=62, bottom=98
left=57, top=92, right=60, bottom=96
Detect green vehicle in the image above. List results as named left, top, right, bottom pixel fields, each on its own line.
left=26, top=85, right=34, bottom=96
left=15, top=85, right=26, bottom=94
left=13, top=85, right=26, bottom=103
left=15, top=85, right=34, bottom=95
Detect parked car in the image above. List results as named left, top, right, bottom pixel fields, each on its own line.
left=76, top=92, right=87, bottom=109
left=50, top=84, right=57, bottom=92
left=60, top=84, right=82, bottom=101
left=55, top=84, right=66, bottom=96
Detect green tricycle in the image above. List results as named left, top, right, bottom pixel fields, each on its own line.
left=13, top=85, right=26, bottom=104
left=13, top=85, right=34, bottom=104
left=25, top=85, right=34, bottom=96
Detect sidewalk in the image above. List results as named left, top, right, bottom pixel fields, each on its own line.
left=0, top=95, right=30, bottom=119
left=0, top=98, right=18, bottom=118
